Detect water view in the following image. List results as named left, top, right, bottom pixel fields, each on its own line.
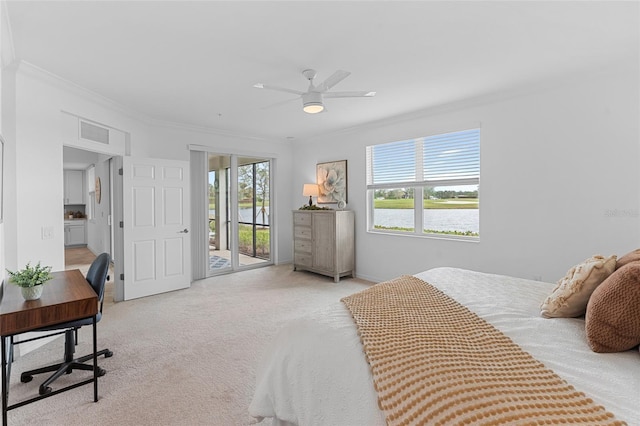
left=373, top=208, right=479, bottom=234
left=215, top=207, right=478, bottom=234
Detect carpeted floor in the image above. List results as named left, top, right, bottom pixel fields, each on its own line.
left=6, top=264, right=373, bottom=425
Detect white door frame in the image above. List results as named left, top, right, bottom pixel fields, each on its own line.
left=112, top=156, right=125, bottom=302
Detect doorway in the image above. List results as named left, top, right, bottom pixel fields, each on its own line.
left=207, top=153, right=272, bottom=276
left=62, top=146, right=114, bottom=278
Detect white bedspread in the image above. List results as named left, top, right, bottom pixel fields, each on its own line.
left=249, top=267, right=640, bottom=425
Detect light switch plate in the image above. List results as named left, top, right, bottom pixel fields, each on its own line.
left=42, top=226, right=54, bottom=240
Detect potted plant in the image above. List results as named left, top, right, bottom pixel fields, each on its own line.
left=6, top=261, right=54, bottom=300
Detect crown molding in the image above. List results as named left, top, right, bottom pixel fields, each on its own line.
left=17, top=60, right=151, bottom=123
left=15, top=60, right=288, bottom=144
left=147, top=116, right=285, bottom=144
left=303, top=58, right=635, bottom=143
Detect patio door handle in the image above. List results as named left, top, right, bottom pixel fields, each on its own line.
left=178, top=229, right=189, bottom=234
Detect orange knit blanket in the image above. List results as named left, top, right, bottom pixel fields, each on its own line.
left=341, top=275, right=624, bottom=426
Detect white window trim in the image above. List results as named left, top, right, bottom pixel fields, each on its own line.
left=366, top=128, right=480, bottom=240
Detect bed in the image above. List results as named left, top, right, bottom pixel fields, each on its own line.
left=249, top=267, right=640, bottom=425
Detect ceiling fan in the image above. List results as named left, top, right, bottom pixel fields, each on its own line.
left=253, top=69, right=376, bottom=114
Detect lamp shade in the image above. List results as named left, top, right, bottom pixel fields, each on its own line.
left=303, top=184, right=320, bottom=197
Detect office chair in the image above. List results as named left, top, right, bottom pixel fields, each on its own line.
left=19, top=253, right=114, bottom=395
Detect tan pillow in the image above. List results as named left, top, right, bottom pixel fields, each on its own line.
left=585, top=262, right=640, bottom=353
left=540, top=254, right=617, bottom=318
left=616, top=248, right=640, bottom=270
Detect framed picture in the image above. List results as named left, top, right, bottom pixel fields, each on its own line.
left=316, top=160, right=347, bottom=204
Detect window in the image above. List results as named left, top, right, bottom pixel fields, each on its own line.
left=366, top=128, right=480, bottom=238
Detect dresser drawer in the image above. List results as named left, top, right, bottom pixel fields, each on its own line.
left=293, top=212, right=312, bottom=226
left=294, top=239, right=312, bottom=253
left=294, top=226, right=312, bottom=239
left=294, top=253, right=312, bottom=267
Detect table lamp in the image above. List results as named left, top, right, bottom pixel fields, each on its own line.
left=303, top=183, right=319, bottom=207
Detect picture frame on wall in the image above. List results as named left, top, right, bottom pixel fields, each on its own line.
left=316, top=160, right=347, bottom=204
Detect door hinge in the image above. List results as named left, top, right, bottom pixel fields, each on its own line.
left=119, top=221, right=124, bottom=228
left=118, top=168, right=123, bottom=176
left=120, top=273, right=124, bottom=281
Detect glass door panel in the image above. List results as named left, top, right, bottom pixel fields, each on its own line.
left=237, top=157, right=271, bottom=267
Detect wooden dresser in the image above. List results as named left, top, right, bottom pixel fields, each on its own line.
left=293, top=210, right=355, bottom=282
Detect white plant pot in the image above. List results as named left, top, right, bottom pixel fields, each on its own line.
left=21, top=285, right=44, bottom=301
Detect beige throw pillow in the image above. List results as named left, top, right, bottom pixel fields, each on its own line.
left=540, top=254, right=617, bottom=318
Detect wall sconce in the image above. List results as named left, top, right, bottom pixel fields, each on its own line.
left=302, top=183, right=319, bottom=207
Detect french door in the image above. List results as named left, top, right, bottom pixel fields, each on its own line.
left=206, top=153, right=272, bottom=276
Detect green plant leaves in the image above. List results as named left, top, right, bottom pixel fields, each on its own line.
left=6, top=261, right=53, bottom=288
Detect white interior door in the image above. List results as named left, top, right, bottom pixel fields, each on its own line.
left=122, top=157, right=191, bottom=300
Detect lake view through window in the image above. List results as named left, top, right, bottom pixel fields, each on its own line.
left=366, top=129, right=480, bottom=238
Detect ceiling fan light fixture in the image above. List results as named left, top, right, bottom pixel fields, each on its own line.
left=302, top=92, right=324, bottom=114
left=255, top=69, right=375, bottom=114
left=303, top=102, right=324, bottom=114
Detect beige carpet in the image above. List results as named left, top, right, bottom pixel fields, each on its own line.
left=7, top=265, right=373, bottom=425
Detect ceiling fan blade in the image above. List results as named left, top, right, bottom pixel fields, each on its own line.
left=260, top=97, right=298, bottom=110
left=323, top=91, right=376, bottom=98
left=315, top=70, right=351, bottom=92
left=253, top=83, right=304, bottom=96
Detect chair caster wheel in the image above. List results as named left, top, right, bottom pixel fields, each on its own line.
left=20, top=374, right=33, bottom=383
left=104, top=350, right=113, bottom=358
left=97, top=368, right=107, bottom=377
left=39, top=386, right=52, bottom=395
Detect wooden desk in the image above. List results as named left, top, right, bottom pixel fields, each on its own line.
left=0, top=270, right=99, bottom=425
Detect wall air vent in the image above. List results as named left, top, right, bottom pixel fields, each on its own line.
left=80, top=120, right=110, bottom=144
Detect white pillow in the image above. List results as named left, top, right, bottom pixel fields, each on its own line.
left=540, top=254, right=617, bottom=318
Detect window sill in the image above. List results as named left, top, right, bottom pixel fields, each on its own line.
left=367, top=229, right=480, bottom=243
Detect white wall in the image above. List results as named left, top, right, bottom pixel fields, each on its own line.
left=0, top=1, right=5, bottom=290
left=86, top=155, right=111, bottom=256
left=4, top=53, right=637, bottom=285
left=2, top=63, right=147, bottom=272
left=292, top=60, right=640, bottom=283
left=3, top=62, right=294, bottom=274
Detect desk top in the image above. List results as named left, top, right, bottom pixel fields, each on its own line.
left=0, top=270, right=98, bottom=336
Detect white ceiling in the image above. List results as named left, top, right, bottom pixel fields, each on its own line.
left=5, top=1, right=639, bottom=142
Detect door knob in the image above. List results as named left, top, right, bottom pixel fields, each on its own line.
left=178, top=229, right=189, bottom=233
